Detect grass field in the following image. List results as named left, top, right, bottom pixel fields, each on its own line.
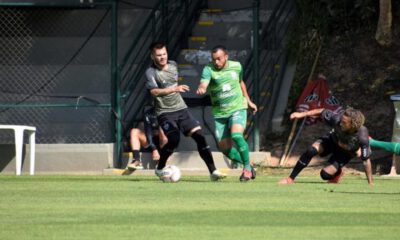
left=1, top=174, right=400, bottom=240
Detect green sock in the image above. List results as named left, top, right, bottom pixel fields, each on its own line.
left=231, top=132, right=251, bottom=170
left=370, top=138, right=400, bottom=155
left=222, top=147, right=243, bottom=165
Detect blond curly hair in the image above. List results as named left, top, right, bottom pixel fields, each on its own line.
left=343, top=107, right=365, bottom=131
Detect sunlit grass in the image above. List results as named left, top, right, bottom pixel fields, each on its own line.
left=1, top=175, right=399, bottom=240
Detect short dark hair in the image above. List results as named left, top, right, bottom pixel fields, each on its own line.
left=149, top=41, right=167, bottom=52
left=211, top=45, right=227, bottom=54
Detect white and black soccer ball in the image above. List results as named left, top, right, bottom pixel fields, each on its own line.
left=160, top=165, right=181, bottom=183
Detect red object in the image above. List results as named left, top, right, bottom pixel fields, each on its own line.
left=278, top=177, right=295, bottom=185
left=328, top=168, right=344, bottom=184
left=295, top=75, right=342, bottom=125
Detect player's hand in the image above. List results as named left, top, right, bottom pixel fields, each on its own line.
left=152, top=149, right=160, bottom=161
left=196, top=86, right=207, bottom=95
left=175, top=85, right=190, bottom=92
left=290, top=112, right=303, bottom=120
left=248, top=101, right=257, bottom=114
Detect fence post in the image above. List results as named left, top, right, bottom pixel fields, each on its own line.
left=111, top=1, right=121, bottom=168
left=387, top=94, right=400, bottom=175
left=252, top=0, right=260, bottom=151
left=162, top=0, right=168, bottom=43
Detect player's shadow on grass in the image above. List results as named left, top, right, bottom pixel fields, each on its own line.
left=292, top=181, right=326, bottom=184
left=329, top=190, right=400, bottom=195
left=126, top=177, right=231, bottom=183
left=179, top=178, right=223, bottom=183
left=126, top=178, right=162, bottom=182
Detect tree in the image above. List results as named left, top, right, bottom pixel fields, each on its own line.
left=375, top=0, right=392, bottom=46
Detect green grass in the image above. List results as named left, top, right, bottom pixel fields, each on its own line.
left=1, top=175, right=400, bottom=240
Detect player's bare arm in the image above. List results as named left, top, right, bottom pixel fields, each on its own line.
left=239, top=80, right=257, bottom=114
left=290, top=108, right=325, bottom=120
left=363, top=158, right=374, bottom=185
left=150, top=85, right=190, bottom=97
left=196, top=82, right=209, bottom=95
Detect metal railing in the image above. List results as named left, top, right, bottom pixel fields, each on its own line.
left=244, top=0, right=296, bottom=149
left=0, top=0, right=296, bottom=162
left=115, top=0, right=206, bottom=166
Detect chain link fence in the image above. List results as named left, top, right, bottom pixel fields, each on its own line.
left=0, top=5, right=113, bottom=143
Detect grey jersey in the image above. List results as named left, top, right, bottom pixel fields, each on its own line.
left=322, top=109, right=371, bottom=160
left=145, top=61, right=187, bottom=115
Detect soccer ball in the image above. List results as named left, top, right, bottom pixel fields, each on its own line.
left=160, top=165, right=181, bottom=183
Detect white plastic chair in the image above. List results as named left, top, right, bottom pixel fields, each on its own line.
left=0, top=125, right=36, bottom=175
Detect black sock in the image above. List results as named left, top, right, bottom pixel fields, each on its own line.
left=157, top=130, right=180, bottom=170
left=132, top=150, right=140, bottom=161
left=191, top=130, right=216, bottom=174
left=157, top=147, right=174, bottom=170
left=289, top=146, right=318, bottom=180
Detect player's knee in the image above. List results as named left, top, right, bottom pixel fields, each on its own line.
left=130, top=128, right=141, bottom=138
left=231, top=132, right=244, bottom=141
left=191, top=129, right=210, bottom=151
left=297, top=146, right=318, bottom=166
left=305, top=146, right=318, bottom=158
left=232, top=133, right=249, bottom=151
left=320, top=169, right=334, bottom=180
left=231, top=133, right=246, bottom=147
left=188, top=126, right=202, bottom=136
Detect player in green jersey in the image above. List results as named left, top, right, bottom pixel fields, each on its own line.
left=197, top=45, right=257, bottom=181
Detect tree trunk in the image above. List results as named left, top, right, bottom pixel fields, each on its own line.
left=376, top=0, right=393, bottom=46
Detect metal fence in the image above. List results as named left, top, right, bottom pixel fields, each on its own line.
left=0, top=3, right=114, bottom=143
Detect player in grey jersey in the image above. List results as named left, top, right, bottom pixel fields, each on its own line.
left=279, top=107, right=373, bottom=185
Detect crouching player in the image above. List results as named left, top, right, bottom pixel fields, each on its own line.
left=127, top=107, right=168, bottom=170
left=279, top=107, right=373, bottom=185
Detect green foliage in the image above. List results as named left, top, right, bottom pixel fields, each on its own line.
left=1, top=175, right=400, bottom=240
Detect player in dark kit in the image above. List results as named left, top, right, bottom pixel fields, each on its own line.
left=279, top=107, right=373, bottom=185
left=127, top=107, right=168, bottom=170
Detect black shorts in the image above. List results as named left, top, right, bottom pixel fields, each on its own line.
left=318, top=134, right=354, bottom=168
left=158, top=109, right=200, bottom=136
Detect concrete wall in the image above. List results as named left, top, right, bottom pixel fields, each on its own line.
left=0, top=143, right=113, bottom=175
left=0, top=142, right=272, bottom=174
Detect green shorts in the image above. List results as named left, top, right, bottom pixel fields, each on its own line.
left=214, top=109, right=247, bottom=142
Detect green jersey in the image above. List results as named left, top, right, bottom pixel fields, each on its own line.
left=200, top=60, right=247, bottom=118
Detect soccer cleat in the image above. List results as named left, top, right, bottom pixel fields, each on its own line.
left=239, top=169, right=252, bottom=182
left=278, top=177, right=295, bottom=185
left=328, top=168, right=344, bottom=184
left=155, top=168, right=163, bottom=178
left=127, top=160, right=143, bottom=171
left=210, top=170, right=227, bottom=181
